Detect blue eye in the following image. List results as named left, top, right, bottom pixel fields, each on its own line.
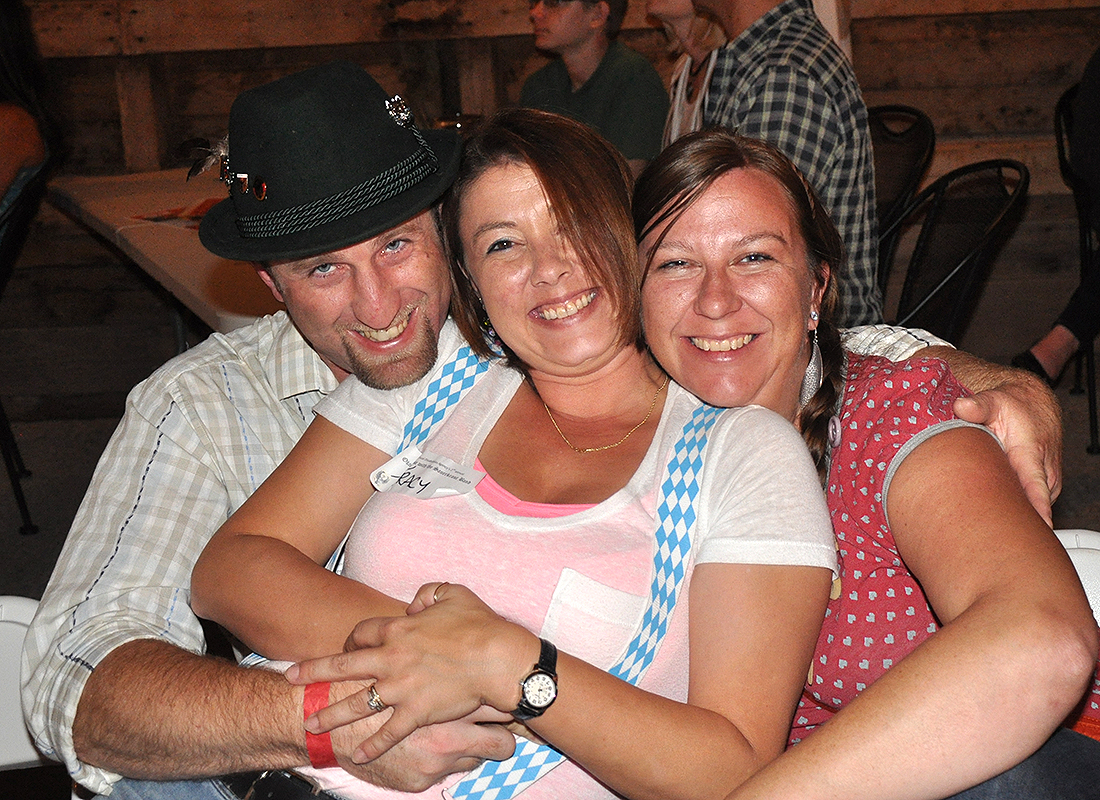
left=383, top=239, right=407, bottom=253
left=311, top=263, right=337, bottom=276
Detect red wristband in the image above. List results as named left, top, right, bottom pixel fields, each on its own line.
left=303, top=681, right=339, bottom=769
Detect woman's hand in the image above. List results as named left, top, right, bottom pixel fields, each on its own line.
left=287, top=582, right=536, bottom=762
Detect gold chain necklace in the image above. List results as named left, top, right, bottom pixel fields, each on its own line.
left=543, top=375, right=669, bottom=454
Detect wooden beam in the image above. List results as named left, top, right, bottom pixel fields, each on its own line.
left=928, top=135, right=1066, bottom=195
left=29, top=0, right=658, bottom=57
left=852, top=0, right=1100, bottom=18
left=454, top=38, right=496, bottom=118
left=114, top=58, right=162, bottom=172
left=33, top=0, right=1100, bottom=58
left=29, top=1, right=122, bottom=58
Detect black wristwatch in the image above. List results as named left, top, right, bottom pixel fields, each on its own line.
left=513, top=638, right=558, bottom=720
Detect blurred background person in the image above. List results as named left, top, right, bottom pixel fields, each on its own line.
left=647, top=0, right=726, bottom=146
left=522, top=0, right=668, bottom=175
left=1014, top=43, right=1100, bottom=387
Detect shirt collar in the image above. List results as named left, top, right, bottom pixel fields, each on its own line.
left=266, top=311, right=340, bottom=401
left=727, top=0, right=811, bottom=59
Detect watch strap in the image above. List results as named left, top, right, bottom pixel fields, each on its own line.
left=535, top=637, right=557, bottom=674
left=513, top=638, right=558, bottom=720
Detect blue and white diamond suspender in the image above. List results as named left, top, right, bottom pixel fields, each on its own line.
left=446, top=403, right=721, bottom=800
left=325, top=344, right=491, bottom=574
left=398, top=346, right=493, bottom=451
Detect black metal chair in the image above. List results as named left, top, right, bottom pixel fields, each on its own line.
left=0, top=163, right=48, bottom=535
left=1054, top=82, right=1099, bottom=454
left=868, top=105, right=936, bottom=289
left=881, top=159, right=1029, bottom=345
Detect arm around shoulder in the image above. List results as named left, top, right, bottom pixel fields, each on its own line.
left=926, top=345, right=1063, bottom=522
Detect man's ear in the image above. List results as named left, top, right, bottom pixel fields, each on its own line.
left=254, top=264, right=286, bottom=303
left=590, top=0, right=611, bottom=33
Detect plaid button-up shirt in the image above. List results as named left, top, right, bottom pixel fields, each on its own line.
left=705, top=0, right=882, bottom=327
left=22, top=312, right=337, bottom=795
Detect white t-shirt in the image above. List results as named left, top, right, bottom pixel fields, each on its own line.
left=308, top=350, right=835, bottom=799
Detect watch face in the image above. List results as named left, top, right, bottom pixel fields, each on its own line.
left=523, top=671, right=557, bottom=709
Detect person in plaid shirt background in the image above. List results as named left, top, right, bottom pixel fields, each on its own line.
left=696, top=0, right=882, bottom=327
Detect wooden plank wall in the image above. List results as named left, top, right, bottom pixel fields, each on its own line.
left=853, top=3, right=1100, bottom=193
left=25, top=0, right=1100, bottom=195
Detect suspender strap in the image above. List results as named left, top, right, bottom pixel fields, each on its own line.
left=401, top=345, right=492, bottom=450
left=325, top=344, right=491, bottom=574
left=447, top=404, right=721, bottom=800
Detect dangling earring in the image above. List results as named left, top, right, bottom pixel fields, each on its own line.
left=480, top=312, right=504, bottom=357
left=799, top=324, right=823, bottom=408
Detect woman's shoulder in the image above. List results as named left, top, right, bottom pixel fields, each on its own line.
left=663, top=382, right=810, bottom=466
left=317, top=322, right=512, bottom=438
left=834, top=352, right=969, bottom=469
left=842, top=352, right=964, bottom=413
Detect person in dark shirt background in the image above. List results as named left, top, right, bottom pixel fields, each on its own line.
left=521, top=0, right=668, bottom=176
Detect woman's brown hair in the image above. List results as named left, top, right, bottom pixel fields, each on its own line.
left=443, top=108, right=642, bottom=365
left=633, top=129, right=845, bottom=481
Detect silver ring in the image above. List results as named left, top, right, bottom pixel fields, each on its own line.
left=433, top=582, right=449, bottom=603
left=366, top=683, right=387, bottom=713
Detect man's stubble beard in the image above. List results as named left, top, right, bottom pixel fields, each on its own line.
left=343, top=316, right=441, bottom=390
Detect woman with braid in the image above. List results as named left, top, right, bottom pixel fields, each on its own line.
left=635, top=129, right=1100, bottom=799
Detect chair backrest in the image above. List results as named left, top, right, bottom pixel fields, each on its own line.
left=0, top=161, right=49, bottom=301
left=0, top=595, right=47, bottom=770
left=1055, top=529, right=1100, bottom=626
left=884, top=158, right=1029, bottom=343
left=868, top=105, right=936, bottom=287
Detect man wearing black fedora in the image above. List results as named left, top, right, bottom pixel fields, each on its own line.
left=24, top=61, right=514, bottom=800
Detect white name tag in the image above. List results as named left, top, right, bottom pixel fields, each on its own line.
left=370, top=445, right=484, bottom=499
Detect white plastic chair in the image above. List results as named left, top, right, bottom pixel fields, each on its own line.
left=1056, top=529, right=1100, bottom=626
left=0, top=595, right=47, bottom=770
left=0, top=596, right=80, bottom=799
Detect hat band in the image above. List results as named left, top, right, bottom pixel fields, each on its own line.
left=235, top=142, right=438, bottom=239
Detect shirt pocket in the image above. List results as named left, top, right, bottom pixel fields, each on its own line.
left=540, top=567, right=648, bottom=670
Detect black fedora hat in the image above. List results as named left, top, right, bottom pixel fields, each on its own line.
left=199, top=61, right=461, bottom=262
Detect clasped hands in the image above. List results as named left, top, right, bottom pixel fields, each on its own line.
left=286, top=582, right=539, bottom=765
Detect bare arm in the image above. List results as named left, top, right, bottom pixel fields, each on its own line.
left=925, top=346, right=1062, bottom=524
left=74, top=640, right=305, bottom=778
left=727, top=428, right=1097, bottom=800
left=296, top=565, right=831, bottom=800
left=532, top=563, right=829, bottom=800
left=191, top=416, right=407, bottom=660
left=73, top=639, right=515, bottom=790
